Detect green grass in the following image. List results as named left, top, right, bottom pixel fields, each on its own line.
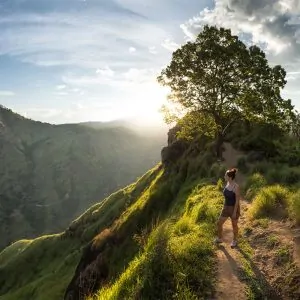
left=248, top=185, right=290, bottom=219
left=274, top=246, right=291, bottom=265
left=2, top=129, right=300, bottom=300
left=0, top=166, right=160, bottom=300
left=243, top=173, right=267, bottom=201
left=238, top=239, right=266, bottom=300
left=247, top=184, right=300, bottom=225
left=0, top=239, right=33, bottom=268
left=287, top=189, right=300, bottom=225
left=89, top=184, right=223, bottom=300
left=251, top=218, right=269, bottom=229
left=0, top=234, right=81, bottom=300
left=266, top=234, right=280, bottom=248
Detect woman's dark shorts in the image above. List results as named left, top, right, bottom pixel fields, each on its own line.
left=219, top=205, right=240, bottom=220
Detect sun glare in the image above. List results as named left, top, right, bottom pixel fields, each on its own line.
left=125, top=82, right=169, bottom=126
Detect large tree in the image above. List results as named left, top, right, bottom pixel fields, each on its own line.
left=158, top=25, right=294, bottom=157
left=290, top=110, right=300, bottom=140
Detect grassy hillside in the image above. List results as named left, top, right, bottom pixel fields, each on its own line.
left=0, top=105, right=166, bottom=249
left=1, top=121, right=300, bottom=300
left=0, top=166, right=161, bottom=300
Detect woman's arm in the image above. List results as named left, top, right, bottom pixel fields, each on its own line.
left=232, top=184, right=240, bottom=219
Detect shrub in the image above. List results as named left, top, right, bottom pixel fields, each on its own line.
left=248, top=185, right=290, bottom=219
left=266, top=166, right=300, bottom=185
left=216, top=178, right=223, bottom=192
left=210, top=162, right=226, bottom=180
left=173, top=217, right=197, bottom=236
left=250, top=160, right=271, bottom=175
left=287, top=190, right=300, bottom=225
left=237, top=156, right=248, bottom=173
left=284, top=169, right=300, bottom=185
left=243, top=173, right=267, bottom=201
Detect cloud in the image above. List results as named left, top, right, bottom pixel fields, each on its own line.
left=129, top=47, right=136, bottom=53
left=161, top=38, right=180, bottom=51
left=0, top=90, right=15, bottom=96
left=181, top=0, right=300, bottom=58
left=96, top=67, right=114, bottom=77
left=56, top=84, right=66, bottom=90
left=54, top=91, right=68, bottom=96
left=62, top=67, right=157, bottom=88
left=0, top=11, right=169, bottom=70
left=149, top=46, right=158, bottom=54
left=179, top=0, right=300, bottom=109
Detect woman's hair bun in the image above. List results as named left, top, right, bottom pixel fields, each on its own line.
left=226, top=168, right=238, bottom=179
left=228, top=168, right=238, bottom=173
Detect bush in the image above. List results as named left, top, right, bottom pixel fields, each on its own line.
left=173, top=217, right=197, bottom=236
left=246, top=151, right=265, bottom=163
left=250, top=161, right=271, bottom=175
left=237, top=156, right=248, bottom=173
left=248, top=185, right=290, bottom=219
left=210, top=162, right=226, bottom=180
left=287, top=190, right=300, bottom=225
left=243, top=173, right=267, bottom=201
left=266, top=166, right=300, bottom=185
left=284, top=169, right=300, bottom=185
left=266, top=167, right=286, bottom=184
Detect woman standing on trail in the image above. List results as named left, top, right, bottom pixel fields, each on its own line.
left=215, top=168, right=241, bottom=248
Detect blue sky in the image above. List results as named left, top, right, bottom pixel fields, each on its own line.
left=0, top=0, right=300, bottom=124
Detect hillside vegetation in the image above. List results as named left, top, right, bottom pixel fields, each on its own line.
left=0, top=105, right=166, bottom=249
left=1, top=120, right=300, bottom=300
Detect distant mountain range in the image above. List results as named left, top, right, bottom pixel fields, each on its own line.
left=0, top=105, right=167, bottom=249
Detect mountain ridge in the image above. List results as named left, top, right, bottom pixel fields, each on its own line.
left=0, top=105, right=167, bottom=249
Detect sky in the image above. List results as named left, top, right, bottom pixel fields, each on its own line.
left=0, top=0, right=300, bottom=125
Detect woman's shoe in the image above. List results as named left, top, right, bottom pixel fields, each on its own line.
left=230, top=240, right=238, bottom=248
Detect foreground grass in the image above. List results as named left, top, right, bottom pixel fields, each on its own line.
left=90, top=184, right=223, bottom=300
left=247, top=182, right=300, bottom=225
left=0, top=166, right=160, bottom=300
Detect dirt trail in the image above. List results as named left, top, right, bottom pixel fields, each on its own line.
left=222, top=142, right=245, bottom=185
left=271, top=222, right=300, bottom=267
left=214, top=142, right=248, bottom=300
left=292, top=228, right=300, bottom=266
left=214, top=142, right=300, bottom=299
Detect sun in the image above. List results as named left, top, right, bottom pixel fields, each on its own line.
left=128, top=82, right=169, bottom=125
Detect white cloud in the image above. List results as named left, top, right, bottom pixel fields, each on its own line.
left=180, top=0, right=300, bottom=57
left=161, top=38, right=180, bottom=51
left=0, top=12, right=170, bottom=69
left=70, top=88, right=80, bottom=93
left=0, top=90, right=15, bottom=96
left=178, top=0, right=300, bottom=110
left=129, top=47, right=136, bottom=53
left=96, top=66, right=114, bottom=77
left=180, top=23, right=196, bottom=40
left=149, top=46, right=158, bottom=54
left=54, top=91, right=68, bottom=96
left=56, top=84, right=66, bottom=90
left=62, top=67, right=157, bottom=88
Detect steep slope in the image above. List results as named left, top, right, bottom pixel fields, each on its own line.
left=0, top=167, right=161, bottom=300
left=0, top=105, right=167, bottom=249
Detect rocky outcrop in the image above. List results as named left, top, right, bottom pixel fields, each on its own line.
left=64, top=229, right=117, bottom=300
left=161, top=126, right=189, bottom=166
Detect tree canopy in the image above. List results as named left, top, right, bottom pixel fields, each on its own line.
left=157, top=25, right=295, bottom=156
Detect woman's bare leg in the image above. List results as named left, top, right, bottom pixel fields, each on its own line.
left=231, top=219, right=239, bottom=241
left=217, top=217, right=227, bottom=239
